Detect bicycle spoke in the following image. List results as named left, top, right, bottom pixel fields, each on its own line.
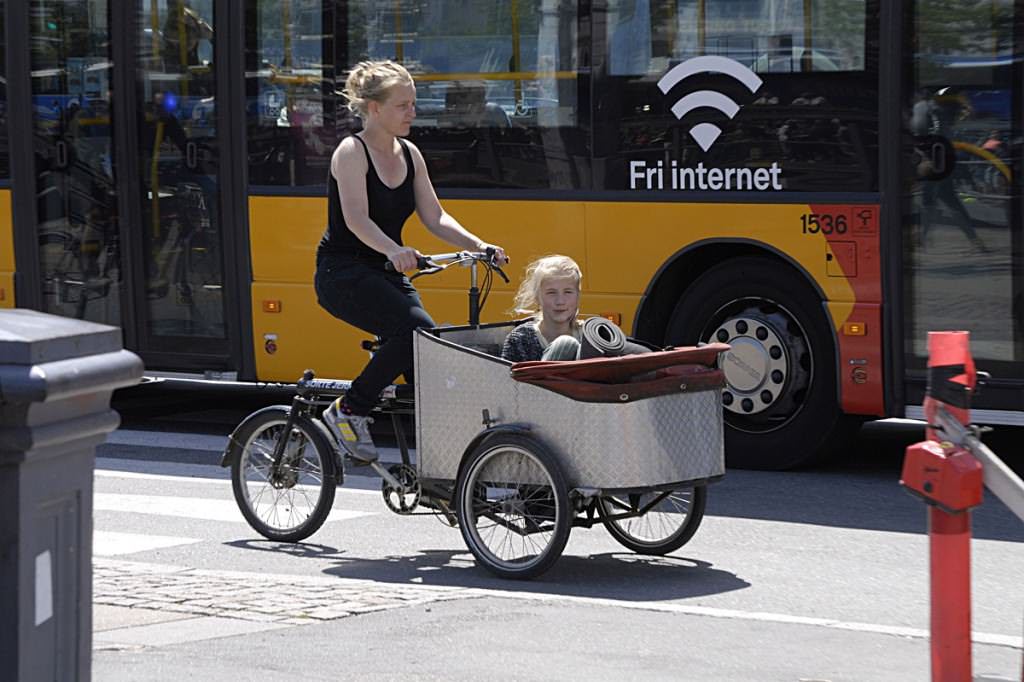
left=611, top=490, right=692, bottom=544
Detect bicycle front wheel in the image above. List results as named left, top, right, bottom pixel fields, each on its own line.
left=229, top=407, right=337, bottom=542
left=596, top=485, right=707, bottom=555
left=456, top=433, right=570, bottom=580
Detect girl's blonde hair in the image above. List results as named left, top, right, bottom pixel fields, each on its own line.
left=511, top=255, right=582, bottom=319
left=343, top=60, right=413, bottom=118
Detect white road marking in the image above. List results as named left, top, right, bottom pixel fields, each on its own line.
left=94, top=458, right=381, bottom=495
left=94, top=493, right=374, bottom=522
left=460, top=589, right=1023, bottom=649
left=94, top=531, right=202, bottom=556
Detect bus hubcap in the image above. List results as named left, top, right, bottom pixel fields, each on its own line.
left=710, top=315, right=790, bottom=417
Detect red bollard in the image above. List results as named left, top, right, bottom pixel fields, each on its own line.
left=900, top=331, right=983, bottom=682
left=923, top=331, right=976, bottom=443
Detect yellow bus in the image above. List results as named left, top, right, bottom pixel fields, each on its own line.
left=3, top=1, right=1021, bottom=468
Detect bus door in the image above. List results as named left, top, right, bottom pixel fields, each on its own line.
left=19, top=1, right=245, bottom=375
left=128, top=0, right=237, bottom=370
left=901, top=0, right=1024, bottom=415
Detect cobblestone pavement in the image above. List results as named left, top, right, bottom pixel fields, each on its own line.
left=94, top=558, right=474, bottom=625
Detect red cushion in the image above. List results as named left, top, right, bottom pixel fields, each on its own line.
left=510, top=344, right=730, bottom=403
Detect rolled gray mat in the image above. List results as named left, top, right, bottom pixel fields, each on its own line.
left=578, top=317, right=627, bottom=359
left=576, top=317, right=653, bottom=359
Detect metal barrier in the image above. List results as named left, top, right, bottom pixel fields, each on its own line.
left=931, top=406, right=1024, bottom=525
left=899, top=330, right=1024, bottom=682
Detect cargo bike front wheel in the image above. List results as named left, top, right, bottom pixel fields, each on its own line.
left=229, top=406, right=338, bottom=543
left=456, top=433, right=571, bottom=580
left=596, top=485, right=707, bottom=555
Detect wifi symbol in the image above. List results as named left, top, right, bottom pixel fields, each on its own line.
left=657, top=56, right=763, bottom=152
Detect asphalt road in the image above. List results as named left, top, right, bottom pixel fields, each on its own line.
left=91, top=380, right=1024, bottom=681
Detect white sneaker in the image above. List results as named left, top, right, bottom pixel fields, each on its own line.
left=322, top=399, right=378, bottom=463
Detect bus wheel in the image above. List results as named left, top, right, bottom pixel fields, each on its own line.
left=666, top=257, right=844, bottom=470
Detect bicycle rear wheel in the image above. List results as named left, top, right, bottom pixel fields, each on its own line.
left=229, top=406, right=337, bottom=542
left=596, top=485, right=707, bottom=555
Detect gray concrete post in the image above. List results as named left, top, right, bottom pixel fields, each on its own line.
left=0, top=310, right=143, bottom=681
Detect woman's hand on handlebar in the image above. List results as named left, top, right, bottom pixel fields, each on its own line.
left=386, top=246, right=422, bottom=273
left=476, top=242, right=509, bottom=266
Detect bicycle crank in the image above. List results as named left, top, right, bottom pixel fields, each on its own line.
left=382, top=463, right=421, bottom=514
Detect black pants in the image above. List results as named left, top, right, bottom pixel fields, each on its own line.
left=315, top=254, right=434, bottom=416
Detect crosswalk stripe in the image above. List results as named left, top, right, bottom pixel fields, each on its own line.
left=95, top=458, right=386, bottom=495
left=94, top=493, right=374, bottom=523
left=94, top=531, right=201, bottom=556
left=104, top=429, right=228, bottom=452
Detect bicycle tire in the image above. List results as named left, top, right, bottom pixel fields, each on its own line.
left=456, top=432, right=570, bottom=580
left=596, top=485, right=707, bottom=555
left=229, top=406, right=337, bottom=542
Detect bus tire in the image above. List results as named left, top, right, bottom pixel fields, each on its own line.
left=665, top=257, right=843, bottom=470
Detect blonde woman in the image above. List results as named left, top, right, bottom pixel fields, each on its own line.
left=315, top=60, right=507, bottom=462
left=501, top=255, right=583, bottom=363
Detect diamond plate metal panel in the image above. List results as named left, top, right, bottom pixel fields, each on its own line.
left=415, top=327, right=725, bottom=488
left=415, top=329, right=514, bottom=481
left=470, top=446, right=550, bottom=487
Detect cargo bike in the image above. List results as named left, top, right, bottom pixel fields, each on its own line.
left=223, top=251, right=728, bottom=579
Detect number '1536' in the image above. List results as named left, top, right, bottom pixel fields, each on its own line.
left=801, top=213, right=847, bottom=235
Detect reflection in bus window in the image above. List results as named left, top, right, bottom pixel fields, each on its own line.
left=596, top=0, right=877, bottom=192
left=136, top=0, right=225, bottom=339
left=30, top=0, right=119, bottom=325
left=607, top=0, right=866, bottom=76
left=348, top=0, right=585, bottom=190
left=245, top=1, right=344, bottom=188
left=903, top=1, right=1020, bottom=377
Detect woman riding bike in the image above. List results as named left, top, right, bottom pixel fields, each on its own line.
left=314, top=60, right=507, bottom=463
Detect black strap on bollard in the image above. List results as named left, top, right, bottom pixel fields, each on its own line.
left=927, top=364, right=972, bottom=408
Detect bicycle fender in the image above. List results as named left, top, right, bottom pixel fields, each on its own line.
left=454, top=422, right=534, bottom=485
left=219, top=405, right=292, bottom=467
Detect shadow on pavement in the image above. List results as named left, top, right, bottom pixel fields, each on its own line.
left=704, top=471, right=1024, bottom=540
left=706, top=422, right=1024, bottom=542
left=225, top=539, right=750, bottom=601
left=323, top=550, right=751, bottom=600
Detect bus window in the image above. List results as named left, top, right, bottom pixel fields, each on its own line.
left=903, top=1, right=1021, bottom=379
left=607, top=0, right=866, bottom=76
left=346, top=0, right=586, bottom=190
left=245, top=1, right=345, bottom=188
left=595, top=0, right=878, bottom=193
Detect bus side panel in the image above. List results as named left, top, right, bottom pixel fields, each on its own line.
left=248, top=196, right=586, bottom=381
left=585, top=200, right=884, bottom=417
left=584, top=201, right=859, bottom=302
left=0, top=190, right=13, bottom=308
left=827, top=301, right=882, bottom=415
left=248, top=195, right=326, bottom=285
left=248, top=195, right=321, bottom=381
left=813, top=204, right=883, bottom=417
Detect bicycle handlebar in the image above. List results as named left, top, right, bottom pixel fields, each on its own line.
left=384, top=249, right=510, bottom=283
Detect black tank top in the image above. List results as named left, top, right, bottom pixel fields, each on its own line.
left=318, top=135, right=416, bottom=268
